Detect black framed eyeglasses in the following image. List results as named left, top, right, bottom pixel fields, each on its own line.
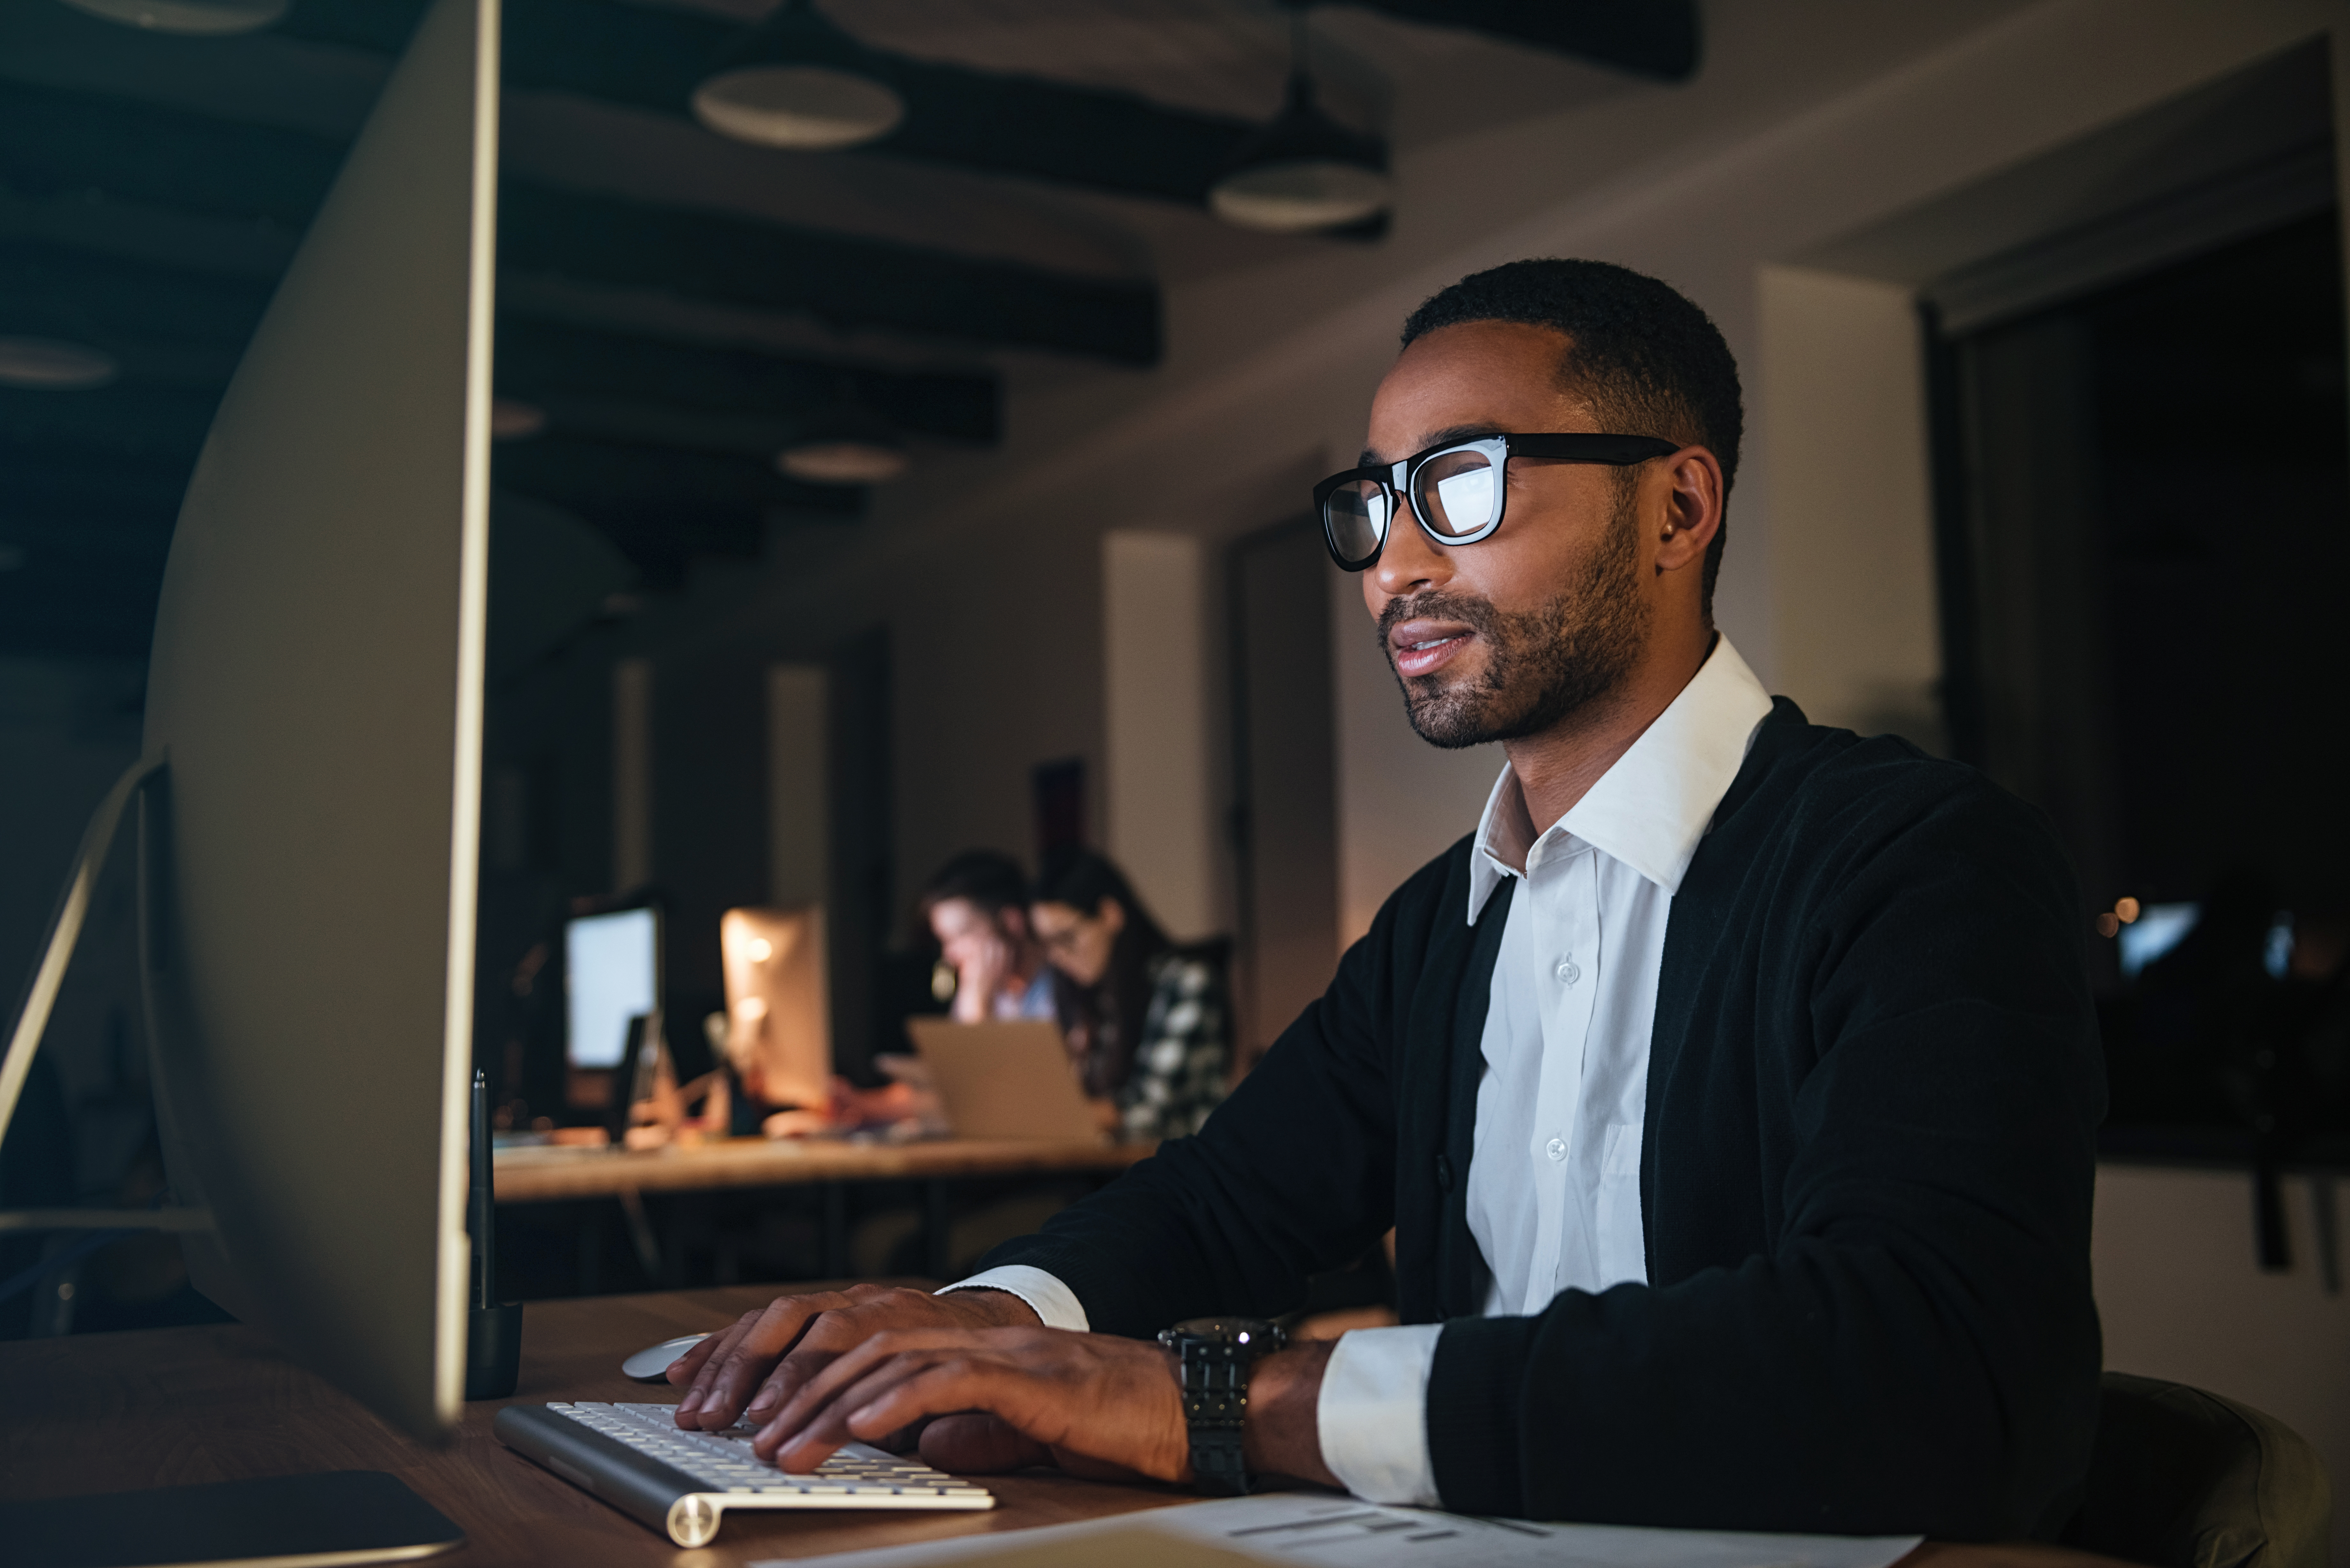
left=1313, top=432, right=1680, bottom=571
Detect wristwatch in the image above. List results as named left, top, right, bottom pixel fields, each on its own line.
left=1157, top=1316, right=1287, bottom=1495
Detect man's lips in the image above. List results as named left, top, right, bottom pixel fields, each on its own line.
left=1389, top=621, right=1474, bottom=679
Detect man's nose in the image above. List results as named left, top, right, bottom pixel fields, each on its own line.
left=1369, top=505, right=1451, bottom=599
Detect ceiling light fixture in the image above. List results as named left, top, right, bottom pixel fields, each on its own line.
left=58, top=0, right=287, bottom=35
left=693, top=0, right=906, bottom=152
left=778, top=437, right=907, bottom=485
left=0, top=336, right=119, bottom=390
left=777, top=386, right=909, bottom=484
left=1209, top=11, right=1392, bottom=235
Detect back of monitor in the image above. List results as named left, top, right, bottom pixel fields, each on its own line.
left=719, top=906, right=831, bottom=1112
left=136, top=0, right=499, bottom=1442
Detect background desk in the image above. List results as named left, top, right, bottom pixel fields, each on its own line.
left=494, top=1138, right=1152, bottom=1289
left=0, top=1281, right=2144, bottom=1568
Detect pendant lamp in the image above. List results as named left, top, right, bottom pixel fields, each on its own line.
left=777, top=387, right=908, bottom=484
left=0, top=336, right=118, bottom=391
left=694, top=0, right=906, bottom=152
left=1208, top=14, right=1391, bottom=234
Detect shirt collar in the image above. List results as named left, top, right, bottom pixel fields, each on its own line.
left=1467, top=636, right=1774, bottom=923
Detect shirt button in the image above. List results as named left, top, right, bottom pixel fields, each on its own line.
left=1554, top=957, right=1581, bottom=984
left=1544, top=1136, right=1567, bottom=1162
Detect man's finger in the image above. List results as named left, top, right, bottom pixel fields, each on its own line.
left=672, top=1309, right=762, bottom=1420
left=664, top=1327, right=730, bottom=1386
left=686, top=1292, right=845, bottom=1427
left=754, top=1330, right=997, bottom=1459
left=743, top=1294, right=981, bottom=1421
left=777, top=1356, right=1000, bottom=1471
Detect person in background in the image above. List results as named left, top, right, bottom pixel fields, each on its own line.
left=1030, top=849, right=1227, bottom=1142
left=919, top=851, right=1057, bottom=1025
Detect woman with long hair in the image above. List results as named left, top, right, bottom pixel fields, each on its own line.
left=1028, top=848, right=1227, bottom=1141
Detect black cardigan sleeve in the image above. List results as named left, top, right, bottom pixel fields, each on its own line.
left=1425, top=754, right=2106, bottom=1540
left=970, top=847, right=1459, bottom=1332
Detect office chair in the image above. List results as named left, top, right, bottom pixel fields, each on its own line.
left=2064, top=1372, right=2334, bottom=1568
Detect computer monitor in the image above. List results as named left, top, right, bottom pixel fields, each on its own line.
left=718, top=906, right=831, bottom=1112
left=0, top=0, right=501, bottom=1459
left=565, top=905, right=662, bottom=1071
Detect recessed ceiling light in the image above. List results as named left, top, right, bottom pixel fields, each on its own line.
left=489, top=398, right=548, bottom=440
left=0, top=336, right=119, bottom=391
left=694, top=66, right=905, bottom=152
left=778, top=439, right=908, bottom=485
left=58, top=0, right=288, bottom=36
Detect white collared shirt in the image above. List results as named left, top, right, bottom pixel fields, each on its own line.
left=953, top=638, right=1775, bottom=1508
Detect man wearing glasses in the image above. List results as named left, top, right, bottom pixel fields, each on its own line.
left=668, top=259, right=2104, bottom=1536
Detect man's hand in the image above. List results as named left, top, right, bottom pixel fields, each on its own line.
left=949, top=929, right=1015, bottom=1023
left=666, top=1284, right=1039, bottom=1431
left=746, top=1326, right=1344, bottom=1492
left=751, top=1326, right=1192, bottom=1482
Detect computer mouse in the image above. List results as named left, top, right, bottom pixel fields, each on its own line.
left=621, top=1332, right=712, bottom=1382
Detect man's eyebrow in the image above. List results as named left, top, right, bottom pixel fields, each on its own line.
left=1361, top=422, right=1506, bottom=468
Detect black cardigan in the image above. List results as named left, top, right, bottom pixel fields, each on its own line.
left=982, top=700, right=2106, bottom=1538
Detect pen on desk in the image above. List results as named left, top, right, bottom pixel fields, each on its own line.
left=469, top=1066, right=494, bottom=1312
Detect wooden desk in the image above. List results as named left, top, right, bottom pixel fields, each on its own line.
left=0, top=1283, right=2145, bottom=1568
left=493, top=1137, right=1150, bottom=1204
left=0, top=1282, right=1193, bottom=1566
left=494, top=1138, right=1152, bottom=1286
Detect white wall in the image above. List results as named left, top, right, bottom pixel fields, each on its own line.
left=1102, top=530, right=1217, bottom=939
left=1757, top=266, right=1943, bottom=745
left=2095, top=1164, right=2350, bottom=1567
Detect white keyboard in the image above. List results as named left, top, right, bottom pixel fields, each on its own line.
left=493, top=1400, right=994, bottom=1546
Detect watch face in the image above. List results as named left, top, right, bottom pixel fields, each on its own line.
left=1166, top=1317, right=1282, bottom=1348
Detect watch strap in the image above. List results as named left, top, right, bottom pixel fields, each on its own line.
left=1176, top=1339, right=1254, bottom=1496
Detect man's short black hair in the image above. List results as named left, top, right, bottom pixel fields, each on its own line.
left=917, top=850, right=1029, bottom=920
left=1400, top=259, right=1743, bottom=615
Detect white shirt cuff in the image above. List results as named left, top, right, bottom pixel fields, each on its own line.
left=1316, top=1323, right=1443, bottom=1506
left=936, top=1265, right=1089, bottom=1332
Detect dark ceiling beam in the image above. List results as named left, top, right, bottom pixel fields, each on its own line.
left=0, top=240, right=275, bottom=350
left=0, top=80, right=338, bottom=232
left=494, top=432, right=860, bottom=517
left=0, top=235, right=1004, bottom=437
left=498, top=184, right=1156, bottom=363
left=496, top=317, right=998, bottom=442
left=278, top=0, right=1271, bottom=207
left=490, top=432, right=863, bottom=584
left=0, top=385, right=220, bottom=469
left=0, top=80, right=1162, bottom=363
left=1339, top=1, right=1699, bottom=80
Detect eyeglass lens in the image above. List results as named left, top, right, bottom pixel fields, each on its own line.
left=1324, top=479, right=1392, bottom=564
left=1414, top=447, right=1499, bottom=538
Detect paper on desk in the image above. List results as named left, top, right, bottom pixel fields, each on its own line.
left=760, top=1491, right=1924, bottom=1568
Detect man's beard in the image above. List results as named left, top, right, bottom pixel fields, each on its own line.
left=1379, top=495, right=1649, bottom=750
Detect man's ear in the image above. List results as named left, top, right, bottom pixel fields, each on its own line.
left=998, top=906, right=1030, bottom=941
left=1653, top=446, right=1724, bottom=577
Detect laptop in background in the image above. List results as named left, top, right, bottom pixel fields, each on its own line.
left=903, top=1019, right=1105, bottom=1142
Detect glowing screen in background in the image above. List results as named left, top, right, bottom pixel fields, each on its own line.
left=565, top=906, right=657, bottom=1067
